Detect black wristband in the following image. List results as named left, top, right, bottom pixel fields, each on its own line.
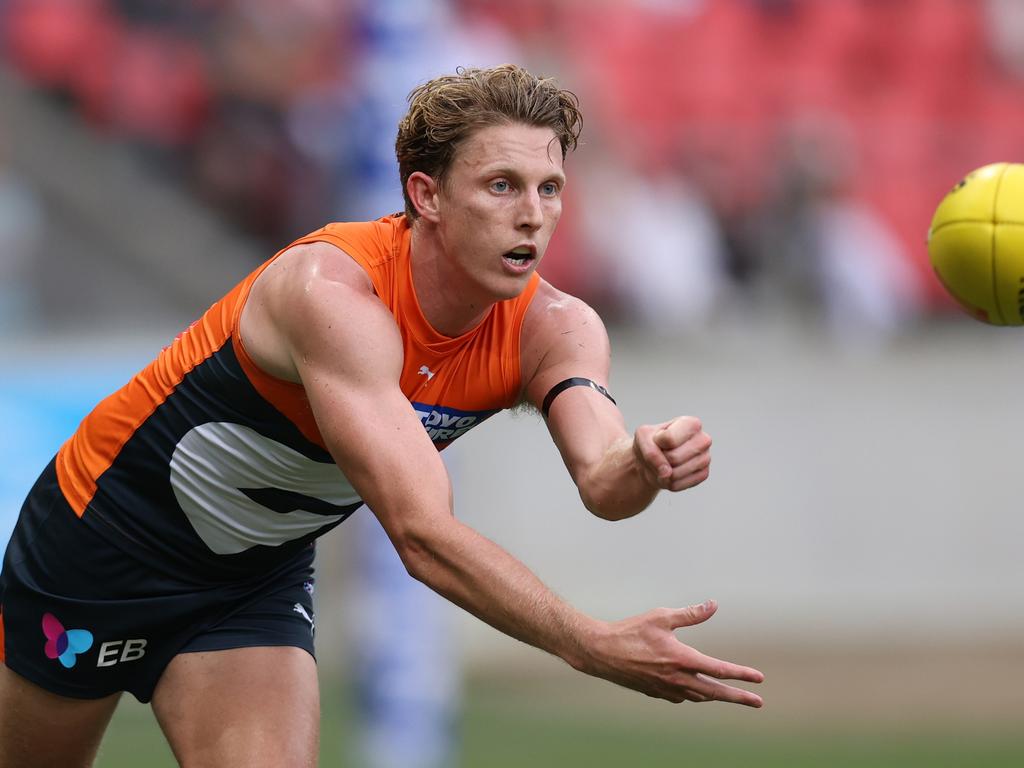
left=541, top=377, right=617, bottom=418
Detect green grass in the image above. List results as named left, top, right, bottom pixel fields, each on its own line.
left=462, top=718, right=1024, bottom=767
left=94, top=681, right=1024, bottom=768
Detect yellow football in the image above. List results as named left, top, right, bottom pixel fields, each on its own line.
left=927, top=162, right=1024, bottom=325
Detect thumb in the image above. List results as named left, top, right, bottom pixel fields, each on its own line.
left=671, top=599, right=718, bottom=629
left=652, top=417, right=701, bottom=451
left=652, top=425, right=677, bottom=451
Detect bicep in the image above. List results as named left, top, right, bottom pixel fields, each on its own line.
left=282, top=277, right=451, bottom=535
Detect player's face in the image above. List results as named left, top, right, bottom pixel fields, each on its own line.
left=435, top=122, right=565, bottom=300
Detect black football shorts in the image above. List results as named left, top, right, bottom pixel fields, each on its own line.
left=0, top=459, right=317, bottom=703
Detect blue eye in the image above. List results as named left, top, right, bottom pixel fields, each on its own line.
left=491, top=180, right=510, bottom=193
left=541, top=182, right=559, bottom=196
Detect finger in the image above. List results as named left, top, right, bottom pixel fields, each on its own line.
left=660, top=432, right=711, bottom=467
left=664, top=466, right=710, bottom=492
left=659, top=456, right=708, bottom=487
left=690, top=652, right=765, bottom=684
left=689, top=675, right=764, bottom=708
left=635, top=430, right=672, bottom=480
left=652, top=417, right=702, bottom=451
left=669, top=599, right=718, bottom=629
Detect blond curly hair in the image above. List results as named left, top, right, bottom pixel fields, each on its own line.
left=395, top=64, right=583, bottom=218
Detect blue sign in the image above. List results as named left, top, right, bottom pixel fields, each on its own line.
left=0, top=355, right=146, bottom=545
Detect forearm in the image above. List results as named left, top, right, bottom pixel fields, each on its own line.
left=577, top=436, right=659, bottom=521
left=392, top=515, right=599, bottom=671
left=390, top=512, right=764, bottom=708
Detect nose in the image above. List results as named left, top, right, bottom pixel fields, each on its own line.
left=516, top=189, right=543, bottom=232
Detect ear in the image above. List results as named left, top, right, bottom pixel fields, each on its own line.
left=406, top=172, right=442, bottom=223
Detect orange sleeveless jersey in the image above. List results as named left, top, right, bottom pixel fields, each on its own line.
left=53, top=215, right=539, bottom=575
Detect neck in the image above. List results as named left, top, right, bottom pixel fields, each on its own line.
left=409, top=220, right=493, bottom=337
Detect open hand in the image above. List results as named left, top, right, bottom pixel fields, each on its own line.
left=581, top=599, right=764, bottom=706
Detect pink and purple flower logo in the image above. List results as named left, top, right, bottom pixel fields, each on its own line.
left=42, top=613, right=93, bottom=669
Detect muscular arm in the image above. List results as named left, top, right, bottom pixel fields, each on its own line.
left=244, top=245, right=760, bottom=706
left=521, top=284, right=711, bottom=521
left=251, top=246, right=594, bottom=668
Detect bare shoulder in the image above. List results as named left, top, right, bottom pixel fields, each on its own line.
left=523, top=279, right=603, bottom=333
left=521, top=278, right=611, bottom=407
left=254, top=240, right=373, bottom=304
left=242, top=241, right=387, bottom=383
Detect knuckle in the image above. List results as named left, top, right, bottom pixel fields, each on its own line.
left=653, top=606, right=673, bottom=623
left=679, top=606, right=699, bottom=624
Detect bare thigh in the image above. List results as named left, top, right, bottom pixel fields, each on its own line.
left=151, top=646, right=319, bottom=768
left=0, top=664, right=121, bottom=768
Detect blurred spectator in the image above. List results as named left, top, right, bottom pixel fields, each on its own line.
left=73, top=24, right=210, bottom=158
left=193, top=0, right=348, bottom=242
left=579, top=142, right=730, bottom=334
left=814, top=194, right=923, bottom=345
left=287, top=0, right=517, bottom=223
left=348, top=508, right=460, bottom=768
left=193, top=97, right=308, bottom=243
left=985, top=0, right=1024, bottom=79
left=754, top=116, right=924, bottom=345
left=5, top=0, right=1024, bottom=322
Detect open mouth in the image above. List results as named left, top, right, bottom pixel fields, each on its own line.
left=503, top=246, right=536, bottom=268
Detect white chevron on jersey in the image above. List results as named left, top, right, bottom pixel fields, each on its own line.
left=169, top=422, right=361, bottom=555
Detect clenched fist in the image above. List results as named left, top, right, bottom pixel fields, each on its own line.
left=633, top=416, right=711, bottom=491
